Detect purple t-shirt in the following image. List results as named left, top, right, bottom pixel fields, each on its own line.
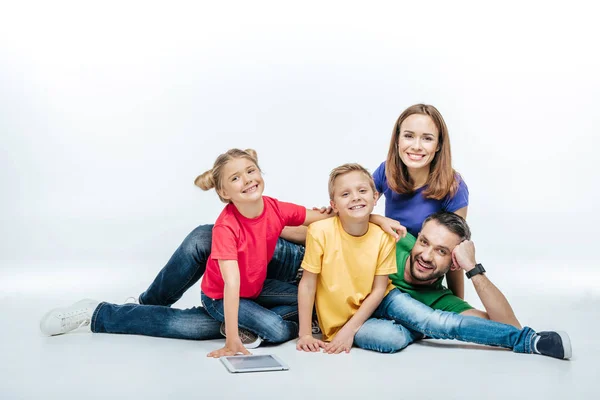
left=373, top=161, right=469, bottom=237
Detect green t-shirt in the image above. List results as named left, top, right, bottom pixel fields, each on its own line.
left=388, top=233, right=473, bottom=314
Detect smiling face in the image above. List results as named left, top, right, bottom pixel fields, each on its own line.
left=218, top=157, right=264, bottom=205
left=397, top=114, right=440, bottom=173
left=408, top=220, right=462, bottom=284
left=330, top=170, right=378, bottom=222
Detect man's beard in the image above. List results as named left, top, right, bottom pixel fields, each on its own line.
left=409, top=253, right=450, bottom=283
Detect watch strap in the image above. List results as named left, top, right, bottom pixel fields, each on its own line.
left=466, top=263, right=485, bottom=279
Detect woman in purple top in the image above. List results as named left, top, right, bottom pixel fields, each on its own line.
left=372, top=104, right=469, bottom=297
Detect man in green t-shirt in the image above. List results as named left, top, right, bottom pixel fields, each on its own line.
left=380, top=211, right=570, bottom=359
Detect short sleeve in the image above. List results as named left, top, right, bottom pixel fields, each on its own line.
left=375, top=234, right=397, bottom=275
left=373, top=161, right=386, bottom=195
left=300, top=225, right=324, bottom=274
left=442, top=176, right=469, bottom=212
left=210, top=225, right=238, bottom=261
left=276, top=201, right=307, bottom=227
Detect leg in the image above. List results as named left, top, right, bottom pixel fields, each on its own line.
left=139, top=224, right=213, bottom=306
left=91, top=302, right=222, bottom=340
left=254, top=279, right=299, bottom=321
left=375, top=289, right=536, bottom=354
left=354, top=318, right=423, bottom=353
left=266, top=238, right=305, bottom=283
left=201, top=293, right=298, bottom=344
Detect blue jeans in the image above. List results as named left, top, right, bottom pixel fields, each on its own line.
left=354, top=289, right=536, bottom=354
left=139, top=224, right=305, bottom=306
left=91, top=224, right=305, bottom=340
left=201, top=279, right=299, bottom=344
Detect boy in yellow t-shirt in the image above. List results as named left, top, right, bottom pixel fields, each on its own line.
left=297, top=163, right=403, bottom=354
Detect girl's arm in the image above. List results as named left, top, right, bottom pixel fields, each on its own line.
left=207, top=260, right=250, bottom=358
left=296, top=271, right=325, bottom=352
left=303, top=209, right=335, bottom=226
left=324, top=275, right=389, bottom=354
left=445, top=206, right=468, bottom=299
left=280, top=226, right=308, bottom=245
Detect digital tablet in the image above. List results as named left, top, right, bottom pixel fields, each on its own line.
left=220, top=354, right=289, bottom=373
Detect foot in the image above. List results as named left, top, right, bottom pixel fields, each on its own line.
left=40, top=299, right=100, bottom=336
left=220, top=323, right=262, bottom=349
left=533, top=331, right=572, bottom=360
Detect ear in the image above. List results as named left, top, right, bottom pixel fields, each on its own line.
left=218, top=188, right=231, bottom=201
left=330, top=199, right=338, bottom=214
left=373, top=191, right=380, bottom=205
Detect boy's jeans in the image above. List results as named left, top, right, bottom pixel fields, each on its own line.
left=91, top=224, right=304, bottom=340
left=139, top=224, right=305, bottom=306
left=201, top=279, right=299, bottom=344
left=354, top=289, right=536, bottom=354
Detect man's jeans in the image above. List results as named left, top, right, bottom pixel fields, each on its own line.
left=201, top=279, right=299, bottom=344
left=354, top=289, right=536, bottom=354
left=91, top=224, right=305, bottom=339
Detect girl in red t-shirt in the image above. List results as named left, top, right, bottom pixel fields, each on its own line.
left=195, top=148, right=332, bottom=358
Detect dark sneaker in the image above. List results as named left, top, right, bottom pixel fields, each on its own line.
left=534, top=331, right=572, bottom=360
left=220, top=323, right=262, bottom=349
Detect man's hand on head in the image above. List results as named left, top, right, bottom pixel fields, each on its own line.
left=451, top=241, right=477, bottom=272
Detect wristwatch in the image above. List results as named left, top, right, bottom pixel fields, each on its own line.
left=465, top=263, right=486, bottom=279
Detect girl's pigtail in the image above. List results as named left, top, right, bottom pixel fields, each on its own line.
left=194, top=170, right=215, bottom=190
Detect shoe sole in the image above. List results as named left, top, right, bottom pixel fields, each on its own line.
left=556, top=330, right=572, bottom=359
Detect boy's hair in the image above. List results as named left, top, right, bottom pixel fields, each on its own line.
left=422, top=211, right=471, bottom=241
left=328, top=163, right=377, bottom=200
left=194, top=148, right=260, bottom=203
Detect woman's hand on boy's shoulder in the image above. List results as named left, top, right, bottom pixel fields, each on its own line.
left=296, top=334, right=326, bottom=352
left=370, top=215, right=407, bottom=242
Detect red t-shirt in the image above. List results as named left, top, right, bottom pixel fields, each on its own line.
left=201, top=196, right=306, bottom=299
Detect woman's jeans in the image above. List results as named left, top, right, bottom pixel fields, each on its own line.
left=201, top=279, right=299, bottom=344
left=353, top=289, right=537, bottom=354
left=91, top=224, right=305, bottom=339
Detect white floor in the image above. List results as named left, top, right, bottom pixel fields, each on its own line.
left=1, top=261, right=597, bottom=400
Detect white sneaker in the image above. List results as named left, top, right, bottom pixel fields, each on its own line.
left=124, top=296, right=139, bottom=304
left=40, top=299, right=100, bottom=336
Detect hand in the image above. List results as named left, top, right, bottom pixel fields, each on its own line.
left=323, top=327, right=355, bottom=354
left=207, top=338, right=251, bottom=358
left=452, top=240, right=477, bottom=272
left=379, top=217, right=407, bottom=242
left=296, top=334, right=326, bottom=352
left=312, top=206, right=335, bottom=215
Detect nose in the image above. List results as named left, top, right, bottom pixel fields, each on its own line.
left=420, top=247, right=433, bottom=261
left=411, top=137, right=422, bottom=151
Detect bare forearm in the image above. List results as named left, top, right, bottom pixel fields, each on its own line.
left=343, top=288, right=386, bottom=333
left=446, top=269, right=465, bottom=299
left=297, top=278, right=317, bottom=337
left=223, top=281, right=240, bottom=338
left=471, top=275, right=521, bottom=328
left=280, top=226, right=308, bottom=245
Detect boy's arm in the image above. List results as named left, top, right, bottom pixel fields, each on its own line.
left=324, top=275, right=390, bottom=354
left=369, top=214, right=407, bottom=242
left=297, top=271, right=326, bottom=352
left=207, top=260, right=251, bottom=358
left=453, top=241, right=521, bottom=328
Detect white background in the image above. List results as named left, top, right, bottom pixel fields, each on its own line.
left=1, top=2, right=599, bottom=399
left=2, top=0, right=599, bottom=269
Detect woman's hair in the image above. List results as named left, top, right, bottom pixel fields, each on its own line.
left=194, top=148, right=260, bottom=203
left=385, top=104, right=458, bottom=200
left=328, top=163, right=376, bottom=200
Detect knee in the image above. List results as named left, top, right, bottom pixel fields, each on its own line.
left=180, top=225, right=212, bottom=258
left=252, top=318, right=298, bottom=344
left=355, top=321, right=411, bottom=354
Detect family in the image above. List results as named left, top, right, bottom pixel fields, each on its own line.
left=39, top=104, right=571, bottom=360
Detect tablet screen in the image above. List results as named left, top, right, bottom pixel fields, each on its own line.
left=227, top=355, right=282, bottom=369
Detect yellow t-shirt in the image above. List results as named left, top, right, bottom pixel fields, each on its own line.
left=301, top=217, right=397, bottom=341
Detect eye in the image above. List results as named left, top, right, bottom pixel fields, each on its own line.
left=231, top=176, right=239, bottom=182
left=341, top=192, right=349, bottom=197
left=424, top=136, right=434, bottom=142
left=403, top=133, right=413, bottom=139
left=419, top=238, right=427, bottom=246
left=438, top=249, right=447, bottom=256
left=248, top=168, right=256, bottom=174
left=359, top=189, right=367, bottom=194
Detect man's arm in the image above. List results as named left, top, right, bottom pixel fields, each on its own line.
left=453, top=241, right=521, bottom=329
left=445, top=206, right=468, bottom=299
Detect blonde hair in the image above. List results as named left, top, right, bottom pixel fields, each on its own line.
left=385, top=104, right=459, bottom=200
left=194, top=148, right=260, bottom=203
left=328, top=163, right=376, bottom=200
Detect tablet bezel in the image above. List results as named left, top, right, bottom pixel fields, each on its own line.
left=220, top=354, right=289, bottom=373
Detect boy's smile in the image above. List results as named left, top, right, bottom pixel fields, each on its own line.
left=330, top=171, right=378, bottom=222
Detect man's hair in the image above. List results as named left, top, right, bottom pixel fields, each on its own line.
left=422, top=211, right=471, bottom=241
left=328, top=163, right=376, bottom=200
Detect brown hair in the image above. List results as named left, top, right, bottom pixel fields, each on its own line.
left=194, top=148, right=260, bottom=203
left=328, top=163, right=376, bottom=200
left=385, top=104, right=458, bottom=200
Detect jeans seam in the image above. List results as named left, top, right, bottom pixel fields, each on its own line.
left=91, top=302, right=107, bottom=332
left=163, top=259, right=203, bottom=305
